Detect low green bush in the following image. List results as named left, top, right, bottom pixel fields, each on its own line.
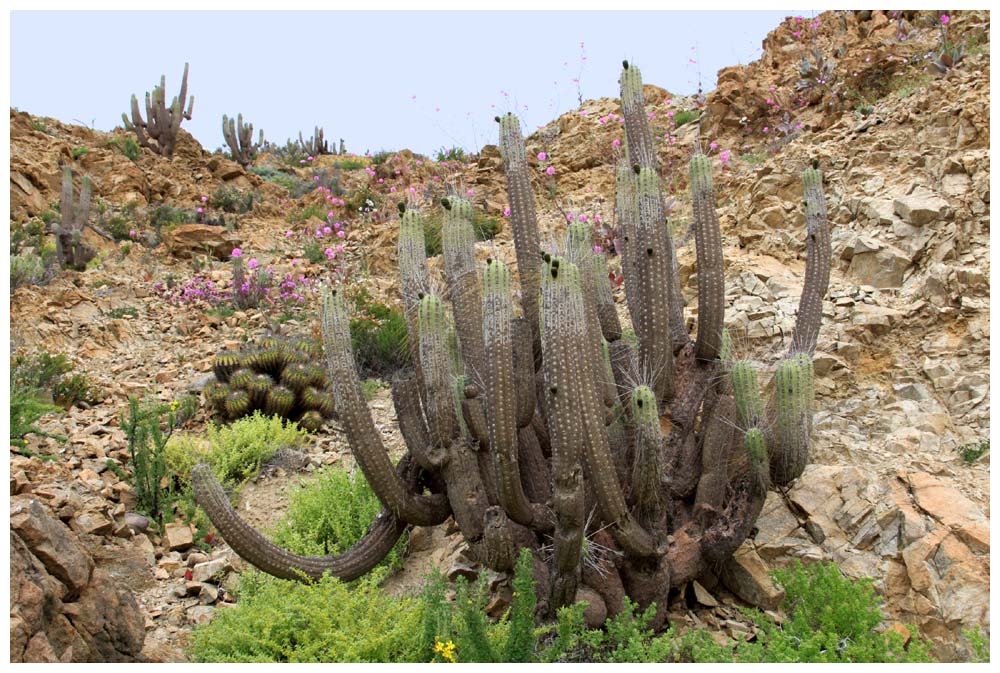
left=270, top=466, right=405, bottom=569
left=189, top=574, right=425, bottom=662
left=166, top=411, right=308, bottom=485
left=250, top=166, right=300, bottom=192
left=348, top=289, right=410, bottom=377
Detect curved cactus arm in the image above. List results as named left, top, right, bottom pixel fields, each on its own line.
left=192, top=463, right=406, bottom=582
left=321, top=289, right=450, bottom=526
left=419, top=294, right=459, bottom=448
left=541, top=256, right=587, bottom=607
left=398, top=205, right=430, bottom=408
left=498, top=113, right=542, bottom=363
left=442, top=197, right=486, bottom=380
left=390, top=371, right=441, bottom=471
left=592, top=253, right=623, bottom=342
left=766, top=353, right=814, bottom=486
left=482, top=259, right=554, bottom=532
left=790, top=165, right=832, bottom=356
left=690, top=153, right=726, bottom=362
left=635, top=166, right=675, bottom=405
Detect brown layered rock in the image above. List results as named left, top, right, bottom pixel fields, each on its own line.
left=10, top=496, right=145, bottom=662
left=162, top=224, right=240, bottom=259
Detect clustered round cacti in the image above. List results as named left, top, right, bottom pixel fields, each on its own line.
left=194, top=62, right=832, bottom=622
left=204, top=336, right=335, bottom=432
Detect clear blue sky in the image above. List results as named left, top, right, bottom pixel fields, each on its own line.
left=10, top=10, right=813, bottom=156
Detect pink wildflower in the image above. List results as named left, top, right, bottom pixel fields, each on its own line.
left=545, top=166, right=556, bottom=176
left=248, top=258, right=259, bottom=270
left=231, top=248, right=242, bottom=258
left=709, top=142, right=718, bottom=150
left=197, top=207, right=204, bottom=214
left=537, top=151, right=547, bottom=161
left=612, top=138, right=621, bottom=148
left=940, top=14, right=950, bottom=25
left=337, top=230, right=345, bottom=238
left=201, top=196, right=208, bottom=203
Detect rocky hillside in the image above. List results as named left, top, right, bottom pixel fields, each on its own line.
left=9, top=9, right=988, bottom=662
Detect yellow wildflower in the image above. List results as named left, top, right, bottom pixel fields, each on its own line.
left=433, top=637, right=457, bottom=663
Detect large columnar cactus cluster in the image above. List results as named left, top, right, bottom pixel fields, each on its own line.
left=122, top=63, right=194, bottom=159
left=193, top=62, right=831, bottom=620
left=206, top=336, right=335, bottom=432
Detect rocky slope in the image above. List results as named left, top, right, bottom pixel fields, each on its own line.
left=9, top=9, right=988, bottom=662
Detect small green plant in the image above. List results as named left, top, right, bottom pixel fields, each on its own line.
left=270, top=466, right=405, bottom=569
left=360, top=378, right=382, bottom=401
left=303, top=240, right=327, bottom=264
left=249, top=166, right=299, bottom=192
left=211, top=184, right=255, bottom=214
left=121, top=396, right=177, bottom=524
left=332, top=158, right=366, bottom=171
left=188, top=574, right=425, bottom=662
left=30, top=119, right=49, bottom=134
left=147, top=204, right=191, bottom=236
left=108, top=306, right=139, bottom=320
left=963, top=626, right=990, bottom=662
left=52, top=372, right=101, bottom=409
left=107, top=135, right=141, bottom=161
left=71, top=146, right=89, bottom=160
left=672, top=110, right=700, bottom=127
left=10, top=383, right=63, bottom=450
left=166, top=410, right=308, bottom=486
left=435, top=146, right=466, bottom=162
left=11, top=350, right=98, bottom=409
left=348, top=289, right=411, bottom=377
left=287, top=203, right=327, bottom=224
left=370, top=150, right=393, bottom=165
left=958, top=438, right=989, bottom=463
left=740, top=152, right=768, bottom=165
left=10, top=252, right=49, bottom=290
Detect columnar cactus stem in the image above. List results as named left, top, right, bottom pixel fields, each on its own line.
left=615, top=160, right=644, bottom=342
left=619, top=61, right=687, bottom=349
left=635, top=166, right=674, bottom=405
left=122, top=63, right=194, bottom=158
left=222, top=113, right=263, bottom=168
left=629, top=386, right=666, bottom=526
left=729, top=360, right=765, bottom=427
left=791, top=165, right=831, bottom=355
left=767, top=353, right=815, bottom=486
left=299, top=126, right=329, bottom=155
left=540, top=256, right=588, bottom=606
left=694, top=395, right=737, bottom=525
left=321, top=289, right=450, bottom=526
left=483, top=259, right=554, bottom=531
left=442, top=197, right=486, bottom=380
left=744, top=428, right=770, bottom=496
left=690, top=153, right=726, bottom=361
left=55, top=166, right=95, bottom=270
left=498, top=113, right=542, bottom=362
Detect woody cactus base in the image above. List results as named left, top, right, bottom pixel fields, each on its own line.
left=194, top=62, right=832, bottom=622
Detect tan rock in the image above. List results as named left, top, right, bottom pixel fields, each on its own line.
left=907, top=471, right=984, bottom=528
left=11, top=497, right=94, bottom=594
left=719, top=543, right=784, bottom=611
left=162, top=224, right=239, bottom=260
left=163, top=523, right=194, bottom=552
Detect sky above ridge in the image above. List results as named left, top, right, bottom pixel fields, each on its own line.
left=10, top=9, right=814, bottom=156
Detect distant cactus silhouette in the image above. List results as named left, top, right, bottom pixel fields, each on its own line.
left=122, top=63, right=194, bottom=159
left=195, top=63, right=832, bottom=618
left=222, top=113, right=263, bottom=167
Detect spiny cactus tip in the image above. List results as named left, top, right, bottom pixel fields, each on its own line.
left=623, top=59, right=629, bottom=69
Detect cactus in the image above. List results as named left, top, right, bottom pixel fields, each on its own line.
left=54, top=166, right=96, bottom=270
left=122, top=63, right=194, bottom=158
left=298, top=126, right=329, bottom=156
left=222, top=113, right=263, bottom=167
left=207, top=336, right=337, bottom=428
left=194, top=62, right=831, bottom=618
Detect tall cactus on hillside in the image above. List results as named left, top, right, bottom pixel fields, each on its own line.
left=299, top=126, right=330, bottom=156
left=222, top=113, right=263, bottom=167
left=54, top=166, right=96, bottom=271
left=193, top=63, right=832, bottom=620
left=122, top=63, right=194, bottom=159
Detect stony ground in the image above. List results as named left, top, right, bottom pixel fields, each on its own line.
left=9, top=9, right=989, bottom=663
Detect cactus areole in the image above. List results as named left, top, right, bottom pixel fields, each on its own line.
left=194, top=63, right=832, bottom=619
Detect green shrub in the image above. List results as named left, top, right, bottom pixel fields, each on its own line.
left=303, top=240, right=327, bottom=264
left=147, top=204, right=191, bottom=234
left=10, top=252, right=49, bottom=290
left=10, top=382, right=63, bottom=450
left=211, top=185, right=255, bottom=213
left=370, top=150, right=393, bottom=165
left=249, top=166, right=300, bottom=192
left=269, top=466, right=404, bottom=569
left=436, top=146, right=466, bottom=162
left=71, top=146, right=89, bottom=159
left=189, top=574, right=425, bottom=662
left=108, top=306, right=139, bottom=319
left=963, top=626, right=990, bottom=662
left=287, top=203, right=327, bottom=224
left=166, top=410, right=308, bottom=485
left=348, top=289, right=410, bottom=377
left=11, top=351, right=98, bottom=409
left=958, top=439, right=989, bottom=463
left=673, top=110, right=700, bottom=127
left=52, top=372, right=101, bottom=408
left=121, top=396, right=176, bottom=524
left=332, top=158, right=366, bottom=171
left=107, top=136, right=140, bottom=161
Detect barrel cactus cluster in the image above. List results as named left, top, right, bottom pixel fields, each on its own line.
left=194, top=61, right=832, bottom=622
left=205, top=336, right=335, bottom=432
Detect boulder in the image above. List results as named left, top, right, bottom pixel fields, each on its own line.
left=162, top=224, right=239, bottom=260
left=847, top=236, right=911, bottom=288
left=719, top=543, right=785, bottom=611
left=893, top=192, right=950, bottom=225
